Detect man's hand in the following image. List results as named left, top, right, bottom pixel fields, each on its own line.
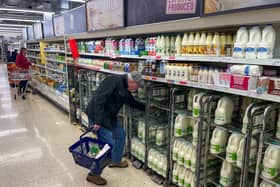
left=93, top=124, right=101, bottom=131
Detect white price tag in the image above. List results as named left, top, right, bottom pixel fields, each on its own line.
left=272, top=60, right=280, bottom=66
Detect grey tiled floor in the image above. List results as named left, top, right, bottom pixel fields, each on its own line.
left=0, top=64, right=160, bottom=187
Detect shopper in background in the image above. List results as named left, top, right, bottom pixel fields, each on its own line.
left=85, top=71, right=145, bottom=185
left=16, top=47, right=31, bottom=93
left=10, top=49, right=18, bottom=62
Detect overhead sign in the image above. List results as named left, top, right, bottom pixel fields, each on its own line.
left=166, top=0, right=197, bottom=14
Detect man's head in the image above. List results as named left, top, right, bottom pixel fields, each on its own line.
left=20, top=47, right=27, bottom=55
left=127, top=71, right=144, bottom=92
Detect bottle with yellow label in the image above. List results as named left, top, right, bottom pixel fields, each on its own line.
left=220, top=33, right=226, bottom=56
left=193, top=32, right=201, bottom=55
left=187, top=32, right=195, bottom=55
left=181, top=33, right=188, bottom=56
left=212, top=32, right=221, bottom=56
left=206, top=32, right=213, bottom=55
left=199, top=32, right=207, bottom=55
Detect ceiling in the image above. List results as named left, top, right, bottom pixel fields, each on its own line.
left=0, top=0, right=84, bottom=39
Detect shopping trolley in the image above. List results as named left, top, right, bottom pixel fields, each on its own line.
left=69, top=127, right=112, bottom=174
left=9, top=69, right=36, bottom=100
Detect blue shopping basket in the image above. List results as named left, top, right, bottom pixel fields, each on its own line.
left=69, top=127, right=112, bottom=174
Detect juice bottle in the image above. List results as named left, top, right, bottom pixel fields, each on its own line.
left=199, top=32, right=207, bottom=55
left=213, top=32, right=221, bottom=56
left=220, top=33, right=226, bottom=56
left=225, top=34, right=233, bottom=57
left=206, top=32, right=213, bottom=55
left=181, top=33, right=188, bottom=56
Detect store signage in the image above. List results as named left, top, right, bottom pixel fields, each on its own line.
left=204, top=0, right=280, bottom=15
left=53, top=14, right=65, bottom=36
left=166, top=0, right=197, bottom=14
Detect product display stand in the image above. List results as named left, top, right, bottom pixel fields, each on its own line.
left=254, top=103, right=280, bottom=187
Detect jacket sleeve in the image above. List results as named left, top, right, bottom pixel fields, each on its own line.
left=126, top=93, right=145, bottom=111
left=94, top=76, right=117, bottom=125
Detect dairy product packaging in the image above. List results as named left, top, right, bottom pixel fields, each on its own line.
left=268, top=78, right=280, bottom=96
left=262, top=145, right=280, bottom=179
left=233, top=27, right=249, bottom=58
left=226, top=133, right=243, bottom=163
left=220, top=160, right=234, bottom=186
left=230, top=74, right=258, bottom=90
left=229, top=65, right=263, bottom=76
left=210, top=127, right=228, bottom=154
left=214, top=97, right=234, bottom=125
left=246, top=26, right=262, bottom=59
left=258, top=25, right=276, bottom=59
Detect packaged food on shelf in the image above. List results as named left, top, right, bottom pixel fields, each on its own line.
left=213, top=32, right=221, bottom=57
left=212, top=71, right=231, bottom=88
left=147, top=149, right=167, bottom=177
left=178, top=167, right=187, bottom=187
left=214, top=97, right=234, bottom=125
left=226, top=133, right=243, bottom=163
left=220, top=160, right=235, bottom=187
left=230, top=74, right=258, bottom=90
left=233, top=27, right=249, bottom=58
left=210, top=127, right=228, bottom=154
left=172, top=163, right=180, bottom=184
left=236, top=137, right=257, bottom=168
left=262, top=144, right=280, bottom=179
left=156, top=126, right=167, bottom=146
left=258, top=24, right=276, bottom=59
left=268, top=77, right=280, bottom=96
left=276, top=111, right=280, bottom=140
left=246, top=26, right=262, bottom=59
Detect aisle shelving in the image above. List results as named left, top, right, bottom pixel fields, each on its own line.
left=27, top=49, right=40, bottom=52
left=28, top=56, right=41, bottom=60
left=45, top=58, right=67, bottom=64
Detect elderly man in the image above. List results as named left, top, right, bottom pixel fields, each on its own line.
left=85, top=71, right=145, bottom=185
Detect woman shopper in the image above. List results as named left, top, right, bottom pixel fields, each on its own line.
left=15, top=47, right=31, bottom=94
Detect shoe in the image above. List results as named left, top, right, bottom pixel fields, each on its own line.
left=86, top=174, right=107, bottom=185
left=108, top=160, right=129, bottom=168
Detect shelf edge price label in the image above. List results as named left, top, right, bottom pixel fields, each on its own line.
left=179, top=81, right=187, bottom=85
left=272, top=60, right=280, bottom=66
left=151, top=76, right=157, bottom=81
left=144, top=76, right=150, bottom=80
left=169, top=56, right=175, bottom=60
left=156, top=56, right=161, bottom=60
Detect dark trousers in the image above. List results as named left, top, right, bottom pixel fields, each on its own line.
left=19, top=80, right=28, bottom=93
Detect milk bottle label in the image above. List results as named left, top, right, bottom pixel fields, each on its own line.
left=184, top=159, right=191, bottom=168
left=178, top=155, right=184, bottom=164
left=193, top=108, right=199, bottom=117
left=211, top=144, right=222, bottom=152
left=263, top=166, right=278, bottom=178
left=220, top=176, right=233, bottom=186
left=175, top=128, right=186, bottom=136
left=227, top=152, right=237, bottom=161
left=215, top=114, right=225, bottom=124
left=184, top=183, right=191, bottom=187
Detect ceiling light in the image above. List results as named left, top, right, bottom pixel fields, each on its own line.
left=0, top=18, right=41, bottom=23
left=0, top=8, right=55, bottom=15
left=0, top=23, right=31, bottom=27
left=0, top=30, right=22, bottom=32
left=0, top=27, right=22, bottom=30
left=68, top=0, right=85, bottom=2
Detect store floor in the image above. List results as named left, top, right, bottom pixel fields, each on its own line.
left=0, top=64, right=159, bottom=187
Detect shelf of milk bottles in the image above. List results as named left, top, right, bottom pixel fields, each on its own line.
left=211, top=123, right=246, bottom=137
left=142, top=75, right=280, bottom=103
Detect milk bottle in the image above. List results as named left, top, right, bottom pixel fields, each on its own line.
left=192, top=92, right=207, bottom=118
left=188, top=89, right=198, bottom=111
left=220, top=160, right=234, bottom=187
left=174, top=114, right=190, bottom=137
left=213, top=32, right=221, bottom=56
left=178, top=168, right=187, bottom=187
left=210, top=127, right=228, bottom=154
left=161, top=156, right=168, bottom=177
left=233, top=27, right=249, bottom=58
left=178, top=142, right=187, bottom=165
left=276, top=111, right=280, bottom=139
left=173, top=139, right=180, bottom=161
left=190, top=150, right=197, bottom=172
left=171, top=36, right=176, bottom=56
left=165, top=36, right=171, bottom=56
left=172, top=163, right=180, bottom=184
left=161, top=36, right=166, bottom=56
left=183, top=64, right=189, bottom=81
left=182, top=33, right=188, bottom=56
left=226, top=133, right=243, bottom=163
left=262, top=145, right=280, bottom=179
left=220, top=33, right=226, bottom=56
left=192, top=121, right=207, bottom=146
left=175, top=34, right=182, bottom=56
left=260, top=181, right=275, bottom=187
left=156, top=126, right=166, bottom=146
left=202, top=67, right=208, bottom=84
left=236, top=137, right=257, bottom=168
left=198, top=67, right=204, bottom=83
left=138, top=119, right=145, bottom=142
left=206, top=32, right=213, bottom=55
left=208, top=67, right=214, bottom=84
left=225, top=34, right=233, bottom=56
left=193, top=32, right=201, bottom=55
left=156, top=36, right=161, bottom=55
left=246, top=26, right=262, bottom=59
left=184, top=144, right=193, bottom=169
left=199, top=32, right=207, bottom=55
left=165, top=63, right=171, bottom=80
left=214, top=97, right=234, bottom=125
left=258, top=24, right=276, bottom=59
left=187, top=32, right=195, bottom=55
left=184, top=171, right=194, bottom=187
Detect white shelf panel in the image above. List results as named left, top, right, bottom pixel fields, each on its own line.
left=27, top=49, right=40, bottom=52
left=45, top=58, right=66, bottom=64
left=45, top=67, right=66, bottom=74
left=28, top=56, right=41, bottom=60
left=44, top=50, right=65, bottom=54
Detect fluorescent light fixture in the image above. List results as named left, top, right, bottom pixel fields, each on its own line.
left=0, top=27, right=22, bottom=30
left=0, top=23, right=31, bottom=27
left=68, top=0, right=85, bottom=2
left=0, top=18, right=41, bottom=23
left=0, top=8, right=54, bottom=15
left=0, top=30, right=22, bottom=33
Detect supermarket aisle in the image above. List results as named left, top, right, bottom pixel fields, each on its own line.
left=0, top=64, right=159, bottom=187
